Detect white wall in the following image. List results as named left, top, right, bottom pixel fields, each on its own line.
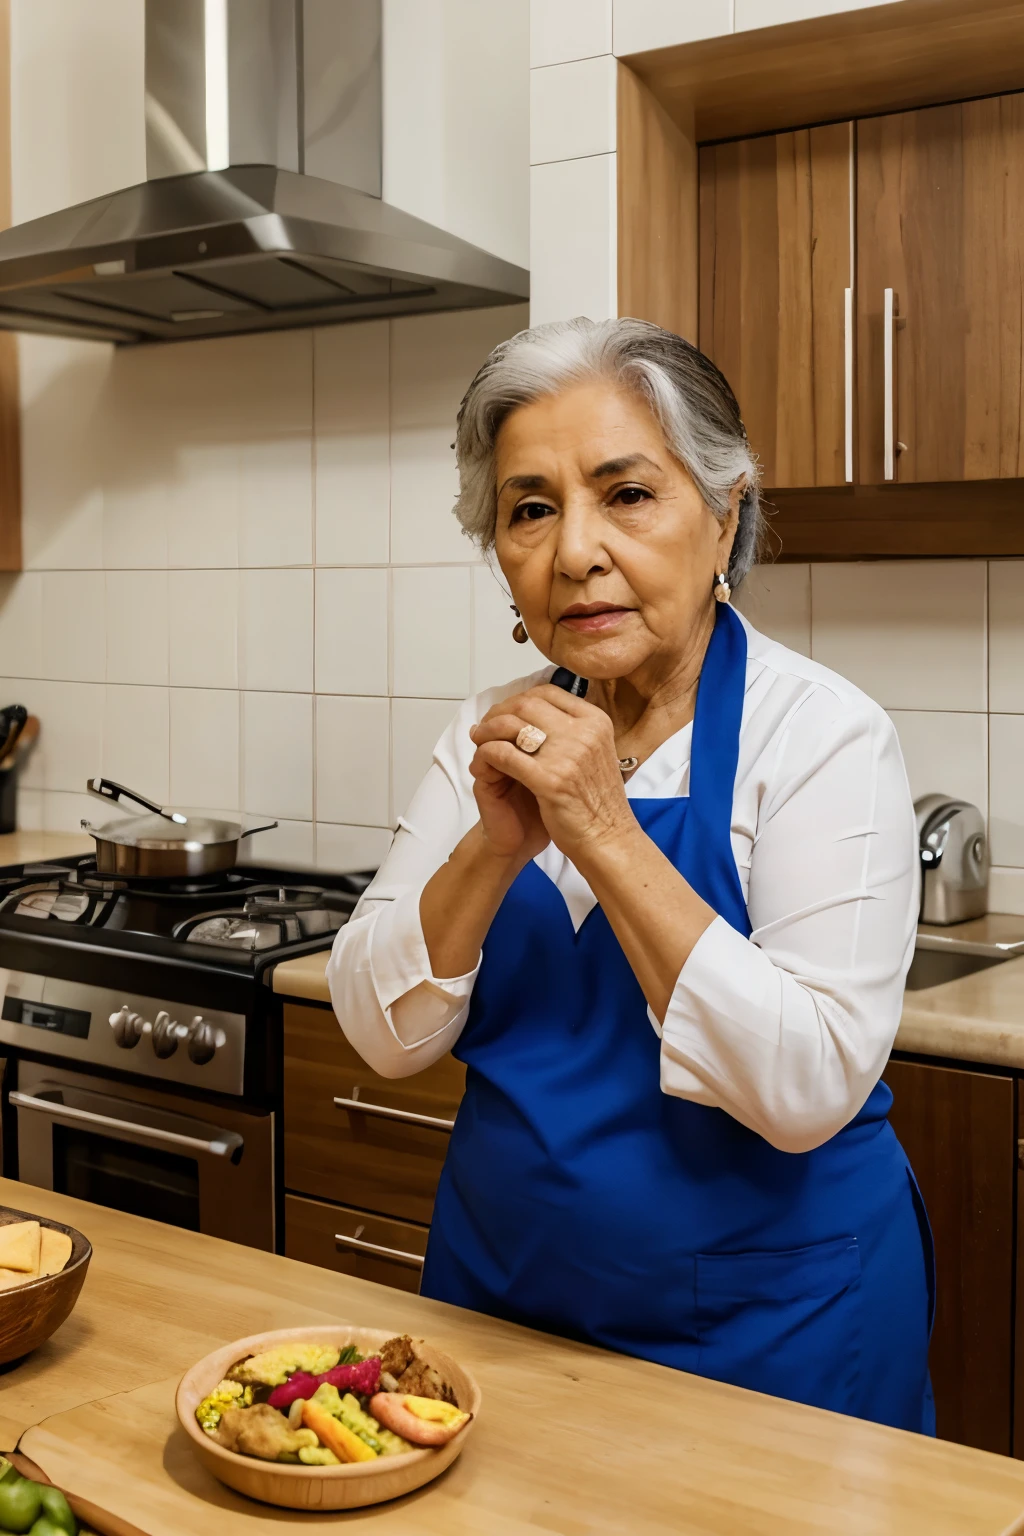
left=528, top=0, right=1024, bottom=915
left=0, top=0, right=535, bottom=869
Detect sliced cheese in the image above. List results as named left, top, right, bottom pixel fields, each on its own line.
left=38, top=1228, right=72, bottom=1277
left=402, top=1395, right=469, bottom=1429
left=0, top=1221, right=40, bottom=1274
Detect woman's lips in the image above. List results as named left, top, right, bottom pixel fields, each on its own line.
left=558, top=607, right=633, bottom=633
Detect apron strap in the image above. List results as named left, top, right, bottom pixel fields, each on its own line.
left=680, top=603, right=751, bottom=934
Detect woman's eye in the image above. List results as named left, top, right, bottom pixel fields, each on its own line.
left=614, top=485, right=651, bottom=507
left=511, top=500, right=555, bottom=523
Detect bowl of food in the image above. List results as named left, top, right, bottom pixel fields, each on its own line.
left=0, top=1206, right=91, bottom=1367
left=176, top=1326, right=480, bottom=1511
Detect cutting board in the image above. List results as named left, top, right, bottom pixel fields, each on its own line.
left=19, top=1378, right=482, bottom=1535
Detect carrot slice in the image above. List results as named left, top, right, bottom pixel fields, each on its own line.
left=301, top=1400, right=377, bottom=1462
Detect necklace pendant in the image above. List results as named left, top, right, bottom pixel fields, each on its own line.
left=617, top=756, right=639, bottom=774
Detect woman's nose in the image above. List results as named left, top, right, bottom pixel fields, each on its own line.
left=553, top=506, right=612, bottom=582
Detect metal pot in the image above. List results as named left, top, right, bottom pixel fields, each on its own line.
left=81, top=778, right=277, bottom=879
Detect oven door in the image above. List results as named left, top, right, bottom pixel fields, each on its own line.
left=10, top=1060, right=274, bottom=1250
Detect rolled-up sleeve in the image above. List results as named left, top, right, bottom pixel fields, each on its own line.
left=657, top=689, right=918, bottom=1152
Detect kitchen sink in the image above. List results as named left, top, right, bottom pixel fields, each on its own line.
left=905, top=918, right=1024, bottom=990
left=904, top=948, right=1007, bottom=991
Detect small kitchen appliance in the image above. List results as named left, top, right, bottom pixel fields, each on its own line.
left=0, top=853, right=370, bottom=1250
left=915, top=794, right=989, bottom=925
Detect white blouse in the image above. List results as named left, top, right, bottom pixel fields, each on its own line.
left=327, top=615, right=919, bottom=1155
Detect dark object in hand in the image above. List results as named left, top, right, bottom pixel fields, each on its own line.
left=550, top=668, right=589, bottom=699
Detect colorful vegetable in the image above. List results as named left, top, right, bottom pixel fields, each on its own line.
left=267, top=1355, right=380, bottom=1409
left=301, top=1400, right=377, bottom=1463
left=195, top=1378, right=252, bottom=1433
left=35, top=1486, right=77, bottom=1536
left=369, top=1392, right=470, bottom=1447
left=297, top=1445, right=340, bottom=1466
left=229, top=1343, right=342, bottom=1387
left=0, top=1474, right=43, bottom=1534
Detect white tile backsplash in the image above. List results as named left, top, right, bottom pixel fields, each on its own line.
left=888, top=710, right=989, bottom=818
left=734, top=564, right=811, bottom=656
left=530, top=154, right=617, bottom=326
left=990, top=714, right=1024, bottom=867
left=0, top=572, right=43, bottom=677
left=315, top=567, right=389, bottom=696
left=169, top=688, right=240, bottom=812
left=389, top=306, right=528, bottom=565
left=242, top=691, right=314, bottom=822
left=238, top=435, right=314, bottom=568
left=102, top=685, right=170, bottom=803
left=239, top=569, right=314, bottom=693
left=989, top=561, right=1024, bottom=714
left=393, top=566, right=472, bottom=699
left=391, top=697, right=458, bottom=822
left=315, top=695, right=391, bottom=826
left=471, top=563, right=546, bottom=691
left=811, top=561, right=988, bottom=712
left=315, top=321, right=391, bottom=567
left=531, top=0, right=613, bottom=66
left=40, top=681, right=104, bottom=793
left=240, top=818, right=316, bottom=869
left=40, top=572, right=106, bottom=683
left=530, top=55, right=617, bottom=165
left=105, top=570, right=170, bottom=686
left=168, top=570, right=239, bottom=690
left=315, top=822, right=395, bottom=873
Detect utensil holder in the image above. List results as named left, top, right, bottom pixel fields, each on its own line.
left=0, top=759, right=18, bottom=834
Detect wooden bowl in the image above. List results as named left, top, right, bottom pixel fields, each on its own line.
left=176, top=1325, right=481, bottom=1512
left=0, top=1205, right=91, bottom=1367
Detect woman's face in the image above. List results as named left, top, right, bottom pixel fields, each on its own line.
left=493, top=379, right=740, bottom=683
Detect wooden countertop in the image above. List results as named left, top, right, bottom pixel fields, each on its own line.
left=0, top=830, right=92, bottom=864
left=274, top=932, right=1024, bottom=1070
left=3, top=1180, right=1024, bottom=1534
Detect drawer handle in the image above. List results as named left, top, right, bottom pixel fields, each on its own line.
left=334, top=1231, right=425, bottom=1270
left=333, top=1094, right=455, bottom=1132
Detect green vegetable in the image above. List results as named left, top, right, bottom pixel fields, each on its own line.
left=0, top=1458, right=17, bottom=1485
left=307, top=1384, right=410, bottom=1457
left=297, top=1446, right=340, bottom=1466
left=0, top=1474, right=42, bottom=1534
left=27, top=1518, right=70, bottom=1536
left=36, top=1486, right=76, bottom=1536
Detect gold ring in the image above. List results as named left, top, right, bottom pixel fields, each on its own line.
left=515, top=725, right=547, bottom=755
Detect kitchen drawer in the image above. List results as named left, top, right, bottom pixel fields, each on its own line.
left=283, top=1003, right=464, bottom=1224
left=285, top=1193, right=427, bottom=1296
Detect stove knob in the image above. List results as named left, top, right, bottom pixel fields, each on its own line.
left=109, top=1006, right=143, bottom=1049
left=187, top=1016, right=217, bottom=1066
left=151, top=1010, right=180, bottom=1059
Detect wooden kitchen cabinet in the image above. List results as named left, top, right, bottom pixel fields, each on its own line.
left=282, top=1002, right=464, bottom=1227
left=884, top=1058, right=1016, bottom=1455
left=858, top=95, right=1024, bottom=484
left=698, top=122, right=852, bottom=490
left=285, top=1193, right=428, bottom=1296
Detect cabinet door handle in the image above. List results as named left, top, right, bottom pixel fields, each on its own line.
left=1018, top=1138, right=1024, bottom=1169
left=883, top=287, right=898, bottom=481
left=844, top=287, right=854, bottom=483
left=333, top=1094, right=455, bottom=1132
left=334, top=1231, right=425, bottom=1269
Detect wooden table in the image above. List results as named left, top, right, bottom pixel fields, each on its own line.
left=3, top=1181, right=1024, bottom=1533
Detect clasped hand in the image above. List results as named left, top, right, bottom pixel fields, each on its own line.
left=469, top=684, right=635, bottom=865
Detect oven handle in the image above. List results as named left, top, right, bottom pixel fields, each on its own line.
left=9, top=1089, right=244, bottom=1161
left=334, top=1231, right=425, bottom=1270
left=333, top=1094, right=455, bottom=1132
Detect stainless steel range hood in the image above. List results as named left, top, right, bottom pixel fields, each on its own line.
left=0, top=0, right=528, bottom=345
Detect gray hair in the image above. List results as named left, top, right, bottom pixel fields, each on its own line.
left=453, top=316, right=764, bottom=587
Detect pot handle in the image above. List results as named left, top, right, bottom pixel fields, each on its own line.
left=86, top=777, right=185, bottom=824
left=239, top=820, right=279, bottom=840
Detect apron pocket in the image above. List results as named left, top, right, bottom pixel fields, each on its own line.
left=695, top=1236, right=862, bottom=1416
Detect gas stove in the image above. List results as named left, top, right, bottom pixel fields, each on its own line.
left=0, top=855, right=372, bottom=1100
left=0, top=854, right=373, bottom=1251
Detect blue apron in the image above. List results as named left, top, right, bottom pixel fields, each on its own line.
left=422, top=604, right=935, bottom=1432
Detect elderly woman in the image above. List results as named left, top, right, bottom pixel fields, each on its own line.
left=328, top=318, right=932, bottom=1432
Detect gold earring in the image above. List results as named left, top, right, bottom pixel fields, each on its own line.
left=713, top=572, right=732, bottom=604
left=510, top=604, right=528, bottom=644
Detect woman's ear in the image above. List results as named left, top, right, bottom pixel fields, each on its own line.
left=716, top=481, right=743, bottom=571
